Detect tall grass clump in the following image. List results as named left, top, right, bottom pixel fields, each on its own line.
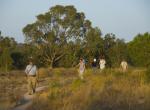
left=145, top=65, right=150, bottom=83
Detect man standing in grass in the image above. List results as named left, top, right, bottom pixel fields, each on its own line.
left=25, top=59, right=38, bottom=95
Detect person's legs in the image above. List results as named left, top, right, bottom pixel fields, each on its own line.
left=31, top=77, right=37, bottom=93
left=123, top=66, right=127, bottom=72
left=79, top=71, right=84, bottom=80
left=93, top=67, right=97, bottom=73
left=122, top=65, right=126, bottom=72
left=27, top=77, right=33, bottom=95
left=80, top=73, right=84, bottom=80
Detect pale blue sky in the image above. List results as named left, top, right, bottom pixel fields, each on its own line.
left=0, top=0, right=150, bottom=42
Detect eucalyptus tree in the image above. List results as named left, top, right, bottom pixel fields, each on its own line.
left=23, top=5, right=97, bottom=68
left=103, top=33, right=128, bottom=67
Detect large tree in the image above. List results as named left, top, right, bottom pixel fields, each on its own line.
left=103, top=33, right=128, bottom=67
left=23, top=5, right=97, bottom=68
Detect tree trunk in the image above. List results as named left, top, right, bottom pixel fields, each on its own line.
left=49, top=60, right=54, bottom=69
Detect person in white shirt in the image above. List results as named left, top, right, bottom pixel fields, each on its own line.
left=120, top=60, right=128, bottom=72
left=99, top=57, right=106, bottom=70
left=25, top=60, right=38, bottom=95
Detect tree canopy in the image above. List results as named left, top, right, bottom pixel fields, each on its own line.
left=128, top=32, right=150, bottom=67
left=23, top=5, right=103, bottom=68
left=0, top=5, right=150, bottom=70
left=0, top=33, right=16, bottom=72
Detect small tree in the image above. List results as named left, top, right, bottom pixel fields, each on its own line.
left=0, top=48, right=13, bottom=72
left=0, top=33, right=16, bottom=72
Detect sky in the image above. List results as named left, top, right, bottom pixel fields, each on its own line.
left=0, top=0, right=150, bottom=43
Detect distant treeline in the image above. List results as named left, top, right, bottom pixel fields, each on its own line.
left=0, top=5, right=150, bottom=71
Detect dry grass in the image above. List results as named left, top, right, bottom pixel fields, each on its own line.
left=0, top=68, right=149, bottom=110
left=27, top=68, right=150, bottom=110
left=0, top=71, right=27, bottom=110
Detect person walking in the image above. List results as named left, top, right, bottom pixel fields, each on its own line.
left=92, top=58, right=97, bottom=73
left=25, top=59, right=38, bottom=95
left=77, top=58, right=85, bottom=80
left=99, top=57, right=106, bottom=70
left=120, top=60, right=128, bottom=72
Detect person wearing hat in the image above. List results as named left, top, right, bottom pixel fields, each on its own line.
left=25, top=59, right=38, bottom=95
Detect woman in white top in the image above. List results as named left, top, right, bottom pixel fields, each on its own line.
left=99, top=57, right=106, bottom=70
left=77, top=58, right=85, bottom=80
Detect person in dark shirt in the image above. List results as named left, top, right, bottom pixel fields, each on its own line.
left=91, top=58, right=97, bottom=73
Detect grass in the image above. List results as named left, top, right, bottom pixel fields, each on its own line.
left=27, top=67, right=150, bottom=110
left=0, top=71, right=27, bottom=110
left=0, top=68, right=150, bottom=110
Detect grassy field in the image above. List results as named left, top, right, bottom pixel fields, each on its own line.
left=1, top=68, right=150, bottom=110
left=28, top=67, right=150, bottom=110
left=0, top=71, right=27, bottom=110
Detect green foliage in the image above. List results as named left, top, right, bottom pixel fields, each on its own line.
left=128, top=32, right=150, bottom=67
left=10, top=43, right=38, bottom=69
left=0, top=35, right=16, bottom=72
left=23, top=5, right=86, bottom=68
left=11, top=51, right=26, bottom=69
left=0, top=7, right=150, bottom=70
left=104, top=33, right=128, bottom=67
left=23, top=5, right=103, bottom=68
left=0, top=48, right=13, bottom=72
left=83, top=27, right=103, bottom=65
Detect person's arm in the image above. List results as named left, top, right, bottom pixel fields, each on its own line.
left=25, top=65, right=29, bottom=76
left=75, top=63, right=80, bottom=68
left=25, top=66, right=28, bottom=73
